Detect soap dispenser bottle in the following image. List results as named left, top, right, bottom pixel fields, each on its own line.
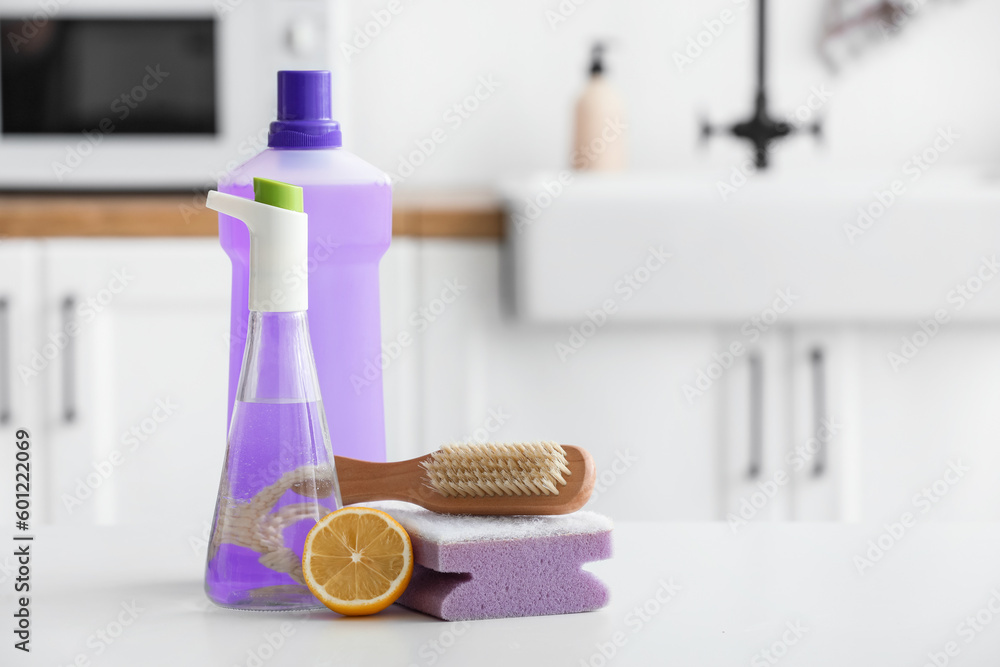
left=205, top=178, right=341, bottom=611
left=572, top=43, right=627, bottom=171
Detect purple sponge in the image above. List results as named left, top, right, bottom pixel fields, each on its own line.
left=374, top=502, right=613, bottom=621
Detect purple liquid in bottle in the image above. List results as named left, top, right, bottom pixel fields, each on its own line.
left=206, top=401, right=336, bottom=609
left=219, top=71, right=391, bottom=463
left=205, top=311, right=341, bottom=610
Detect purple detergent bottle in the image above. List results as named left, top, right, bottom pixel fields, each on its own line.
left=219, top=70, right=391, bottom=463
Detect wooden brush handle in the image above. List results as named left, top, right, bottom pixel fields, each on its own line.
left=334, top=445, right=596, bottom=515
left=335, top=454, right=431, bottom=506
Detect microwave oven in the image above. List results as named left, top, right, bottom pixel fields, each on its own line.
left=0, top=0, right=345, bottom=190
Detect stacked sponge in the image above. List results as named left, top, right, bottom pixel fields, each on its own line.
left=374, top=502, right=613, bottom=621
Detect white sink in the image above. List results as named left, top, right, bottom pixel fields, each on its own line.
left=501, top=169, right=1000, bottom=323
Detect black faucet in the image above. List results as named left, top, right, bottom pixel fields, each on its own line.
left=702, top=0, right=820, bottom=169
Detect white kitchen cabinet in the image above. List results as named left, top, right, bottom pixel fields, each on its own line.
left=851, top=326, right=1000, bottom=522
left=717, top=322, right=1000, bottom=523
left=379, top=238, right=423, bottom=463
left=8, top=234, right=1000, bottom=528
left=718, top=326, right=862, bottom=524
left=40, top=239, right=230, bottom=526
left=717, top=329, right=792, bottom=523
left=787, top=327, right=860, bottom=522
left=413, top=240, right=722, bottom=521
left=0, top=240, right=44, bottom=520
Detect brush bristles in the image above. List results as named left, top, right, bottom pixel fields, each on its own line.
left=421, top=441, right=572, bottom=498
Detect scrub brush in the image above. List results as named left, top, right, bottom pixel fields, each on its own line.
left=336, top=441, right=595, bottom=515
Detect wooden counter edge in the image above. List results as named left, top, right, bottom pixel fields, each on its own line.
left=0, top=194, right=504, bottom=239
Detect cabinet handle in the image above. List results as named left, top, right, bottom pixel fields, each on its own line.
left=747, top=353, right=763, bottom=479
left=62, top=296, right=76, bottom=423
left=0, top=298, right=9, bottom=424
left=811, top=348, right=826, bottom=477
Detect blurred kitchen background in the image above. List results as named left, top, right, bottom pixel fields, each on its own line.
left=2, top=0, right=1000, bottom=533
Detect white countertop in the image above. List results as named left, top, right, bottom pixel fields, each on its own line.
left=12, top=522, right=1000, bottom=666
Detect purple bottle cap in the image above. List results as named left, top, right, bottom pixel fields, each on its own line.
left=268, top=70, right=342, bottom=149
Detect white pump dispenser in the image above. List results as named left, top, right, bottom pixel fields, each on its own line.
left=573, top=42, right=626, bottom=171
left=206, top=178, right=308, bottom=313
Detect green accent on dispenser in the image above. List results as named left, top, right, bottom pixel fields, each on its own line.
left=253, top=177, right=304, bottom=213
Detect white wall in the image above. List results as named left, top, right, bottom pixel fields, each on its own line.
left=339, top=0, right=1000, bottom=187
